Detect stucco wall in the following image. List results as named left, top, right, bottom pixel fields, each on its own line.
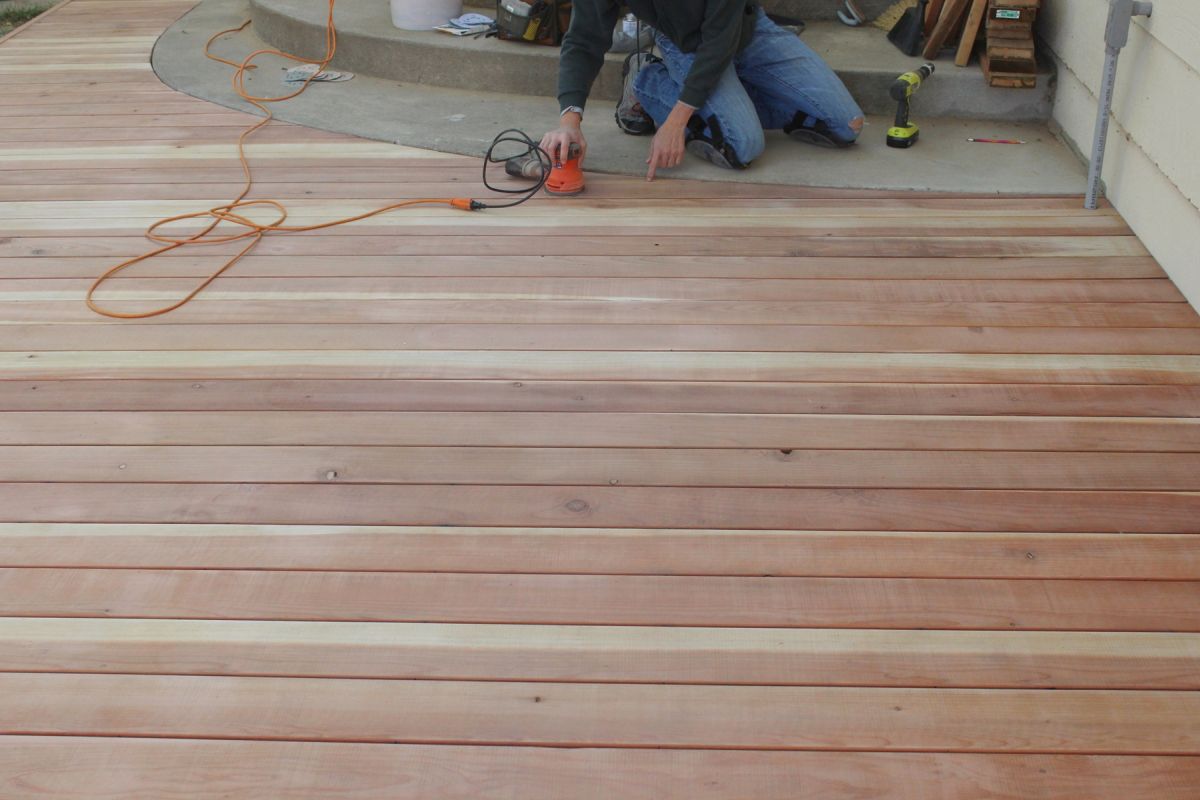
left=1039, top=0, right=1199, bottom=308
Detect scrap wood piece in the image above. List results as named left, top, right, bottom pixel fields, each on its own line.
left=955, top=0, right=990, bottom=66
left=924, top=0, right=946, bottom=35
left=923, top=0, right=971, bottom=58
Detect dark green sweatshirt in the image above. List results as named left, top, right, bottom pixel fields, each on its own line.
left=558, top=1, right=757, bottom=112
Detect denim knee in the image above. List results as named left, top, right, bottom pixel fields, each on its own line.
left=632, top=61, right=674, bottom=126
left=842, top=115, right=865, bottom=143
left=729, top=119, right=766, bottom=164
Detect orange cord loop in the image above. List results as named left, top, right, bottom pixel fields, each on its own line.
left=87, top=0, right=474, bottom=319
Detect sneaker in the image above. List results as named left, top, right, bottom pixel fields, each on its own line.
left=615, top=51, right=659, bottom=136
left=784, top=112, right=856, bottom=148
left=684, top=116, right=746, bottom=170
left=685, top=139, right=737, bottom=169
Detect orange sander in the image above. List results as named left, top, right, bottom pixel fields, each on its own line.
left=504, top=141, right=584, bottom=197
left=544, top=143, right=584, bottom=196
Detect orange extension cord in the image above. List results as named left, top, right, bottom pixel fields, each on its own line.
left=85, top=0, right=476, bottom=319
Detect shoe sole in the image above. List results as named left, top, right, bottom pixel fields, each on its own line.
left=685, top=139, right=735, bottom=169
left=787, top=128, right=854, bottom=149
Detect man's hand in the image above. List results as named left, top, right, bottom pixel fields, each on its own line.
left=645, top=102, right=695, bottom=181
left=541, top=112, right=587, bottom=164
left=645, top=121, right=687, bottom=181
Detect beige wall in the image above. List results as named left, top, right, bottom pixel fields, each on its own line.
left=1039, top=0, right=1200, bottom=308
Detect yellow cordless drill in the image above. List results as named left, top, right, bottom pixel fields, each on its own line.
left=886, top=63, right=935, bottom=149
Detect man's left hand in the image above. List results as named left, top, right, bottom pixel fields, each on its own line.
left=645, top=102, right=696, bottom=181
left=646, top=121, right=687, bottom=181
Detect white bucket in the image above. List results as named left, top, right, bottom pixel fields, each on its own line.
left=390, top=0, right=463, bottom=30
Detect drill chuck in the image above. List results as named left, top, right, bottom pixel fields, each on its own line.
left=890, top=62, right=935, bottom=101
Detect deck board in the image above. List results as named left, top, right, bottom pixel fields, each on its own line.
left=1, top=0, right=1198, bottom=797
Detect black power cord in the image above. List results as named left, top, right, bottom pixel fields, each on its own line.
left=473, top=128, right=553, bottom=209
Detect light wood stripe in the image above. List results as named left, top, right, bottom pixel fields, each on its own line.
left=2, top=619, right=1197, bottom=689
left=7, top=323, right=1200, bottom=354
left=0, top=254, right=1168, bottom=280
left=8, top=276, right=1181, bottom=301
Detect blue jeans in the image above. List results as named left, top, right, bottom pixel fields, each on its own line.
left=633, top=9, right=863, bottom=166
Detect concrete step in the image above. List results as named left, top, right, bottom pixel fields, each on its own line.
left=157, top=0, right=1086, bottom=195
left=250, top=0, right=1054, bottom=122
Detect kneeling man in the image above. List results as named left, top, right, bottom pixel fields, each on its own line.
left=542, top=1, right=865, bottom=180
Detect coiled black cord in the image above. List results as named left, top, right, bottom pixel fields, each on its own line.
left=474, top=128, right=552, bottom=209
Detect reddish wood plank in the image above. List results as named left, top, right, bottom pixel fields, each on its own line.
left=4, top=446, right=1199, bottom=490
left=4, top=484, right=1196, bottom=533
left=3, top=738, right=1198, bottom=800
left=4, top=524, right=1198, bottom=580
left=3, top=673, right=1199, bottom=752
left=2, top=411, right=1196, bottom=450
left=2, top=380, right=1196, bottom=416
left=2, top=566, right=1198, bottom=630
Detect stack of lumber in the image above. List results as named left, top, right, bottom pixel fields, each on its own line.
left=982, top=0, right=1040, bottom=87
left=922, top=0, right=1040, bottom=85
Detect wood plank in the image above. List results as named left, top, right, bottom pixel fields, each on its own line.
left=3, top=566, right=1196, bottom=630
left=2, top=380, right=1197, bottom=416
left=4, top=446, right=1199, bottom=490
left=3, top=351, right=1198, bottom=384
left=9, top=323, right=1200, bottom=355
left=4, top=484, right=1196, bottom=533
left=0, top=234, right=1154, bottom=260
left=0, top=197, right=1125, bottom=218
left=2, top=411, right=1198, bottom=450
left=3, top=673, right=1199, bottom=752
left=5, top=739, right=1199, bottom=800
left=14, top=276, right=1180, bottom=302
left=14, top=300, right=1197, bottom=328
left=926, top=0, right=947, bottom=36
left=5, top=254, right=1161, bottom=280
left=955, top=0, right=990, bottom=65
left=2, top=618, right=1198, bottom=688
left=0, top=217, right=1135, bottom=238
left=4, top=523, right=1199, bottom=580
left=0, top=164, right=1109, bottom=202
left=924, top=0, right=972, bottom=57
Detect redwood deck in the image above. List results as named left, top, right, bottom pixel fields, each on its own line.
left=2, top=1, right=1200, bottom=797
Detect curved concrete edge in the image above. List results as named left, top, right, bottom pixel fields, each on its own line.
left=249, top=0, right=1055, bottom=121
left=151, top=0, right=1086, bottom=194
left=249, top=0, right=623, bottom=104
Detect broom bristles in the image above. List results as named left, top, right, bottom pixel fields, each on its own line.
left=872, top=0, right=918, bottom=30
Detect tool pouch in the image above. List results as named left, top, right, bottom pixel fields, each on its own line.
left=495, top=0, right=572, bottom=45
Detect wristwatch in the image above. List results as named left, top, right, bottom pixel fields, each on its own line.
left=560, top=105, right=584, bottom=118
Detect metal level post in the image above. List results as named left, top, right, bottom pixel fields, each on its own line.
left=1084, top=0, right=1153, bottom=209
